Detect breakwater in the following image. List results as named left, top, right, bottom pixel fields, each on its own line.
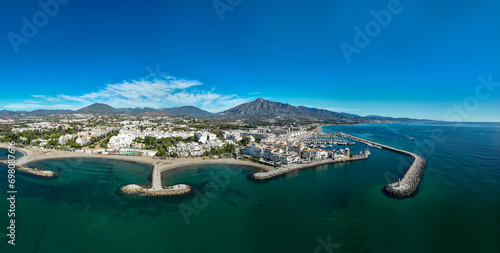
left=341, top=133, right=426, bottom=198
left=252, top=155, right=369, bottom=180
left=17, top=166, right=57, bottom=177
left=0, top=160, right=57, bottom=177
left=121, top=163, right=192, bottom=196
left=121, top=183, right=191, bottom=196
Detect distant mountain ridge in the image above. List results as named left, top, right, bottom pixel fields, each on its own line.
left=77, top=103, right=119, bottom=114
left=0, top=99, right=428, bottom=123
left=213, top=98, right=426, bottom=123
left=0, top=103, right=213, bottom=118
left=159, top=106, right=214, bottom=117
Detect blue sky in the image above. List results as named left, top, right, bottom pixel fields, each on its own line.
left=1, top=0, right=499, bottom=121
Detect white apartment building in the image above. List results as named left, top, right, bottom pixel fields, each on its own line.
left=58, top=134, right=76, bottom=145
left=76, top=136, right=90, bottom=146
left=108, top=133, right=136, bottom=149
left=195, top=131, right=217, bottom=144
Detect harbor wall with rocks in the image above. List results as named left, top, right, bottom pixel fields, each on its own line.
left=17, top=166, right=57, bottom=177
left=252, top=155, right=369, bottom=180
left=0, top=160, right=57, bottom=177
left=121, top=183, right=191, bottom=196
left=341, top=133, right=426, bottom=198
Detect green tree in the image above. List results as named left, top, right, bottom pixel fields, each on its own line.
left=156, top=149, right=167, bottom=157
left=240, top=136, right=250, bottom=146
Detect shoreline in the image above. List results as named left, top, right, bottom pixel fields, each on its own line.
left=0, top=143, right=274, bottom=173
left=2, top=126, right=425, bottom=198
left=0, top=143, right=274, bottom=197
left=340, top=133, right=426, bottom=198
left=0, top=143, right=158, bottom=167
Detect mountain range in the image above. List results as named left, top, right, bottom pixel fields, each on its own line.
left=214, top=98, right=423, bottom=123
left=0, top=98, right=427, bottom=123
left=0, top=104, right=213, bottom=118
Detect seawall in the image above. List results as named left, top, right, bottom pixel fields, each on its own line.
left=0, top=160, right=57, bottom=177
left=341, top=133, right=426, bottom=198
left=121, top=183, right=191, bottom=196
left=252, top=155, right=369, bottom=180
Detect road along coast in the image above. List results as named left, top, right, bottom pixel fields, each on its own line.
left=340, top=133, right=426, bottom=198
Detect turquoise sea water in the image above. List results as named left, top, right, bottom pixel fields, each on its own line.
left=1, top=122, right=499, bottom=252
left=0, top=147, right=23, bottom=160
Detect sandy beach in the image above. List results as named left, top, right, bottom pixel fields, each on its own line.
left=0, top=142, right=274, bottom=173
left=312, top=125, right=325, bottom=133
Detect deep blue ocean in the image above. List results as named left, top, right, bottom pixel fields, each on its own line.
left=0, top=122, right=499, bottom=252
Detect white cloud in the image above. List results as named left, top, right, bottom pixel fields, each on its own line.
left=57, top=95, right=89, bottom=103
left=20, top=75, right=249, bottom=113
left=32, top=95, right=61, bottom=102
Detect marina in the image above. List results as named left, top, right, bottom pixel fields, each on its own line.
left=302, top=132, right=356, bottom=148
left=252, top=131, right=425, bottom=199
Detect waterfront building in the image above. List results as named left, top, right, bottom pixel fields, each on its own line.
left=280, top=151, right=300, bottom=164
left=195, top=131, right=217, bottom=144
left=263, top=147, right=278, bottom=160
left=58, top=134, right=75, bottom=145
left=76, top=136, right=90, bottom=146
left=108, top=133, right=135, bottom=149
left=245, top=143, right=265, bottom=158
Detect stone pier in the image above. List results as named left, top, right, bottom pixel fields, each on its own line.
left=151, top=163, right=162, bottom=190
left=341, top=133, right=426, bottom=198
left=121, top=163, right=191, bottom=196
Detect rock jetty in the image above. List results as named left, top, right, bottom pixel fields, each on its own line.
left=341, top=133, right=426, bottom=198
left=17, top=166, right=57, bottom=177
left=121, top=183, right=191, bottom=196
left=252, top=155, right=369, bottom=180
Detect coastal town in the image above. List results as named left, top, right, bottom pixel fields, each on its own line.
left=0, top=107, right=430, bottom=199
left=0, top=114, right=368, bottom=168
